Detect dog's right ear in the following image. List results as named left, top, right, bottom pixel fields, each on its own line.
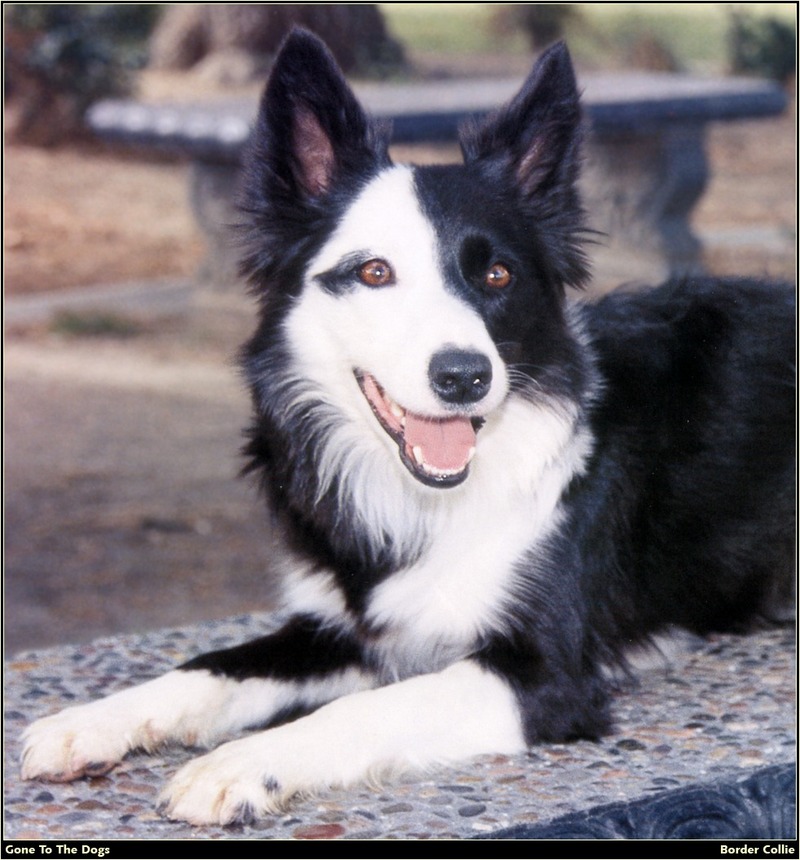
left=247, top=29, right=390, bottom=199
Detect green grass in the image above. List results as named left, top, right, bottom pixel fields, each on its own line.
left=572, top=3, right=795, bottom=72
left=380, top=3, right=796, bottom=73
left=381, top=3, right=527, bottom=55
left=51, top=311, right=142, bottom=338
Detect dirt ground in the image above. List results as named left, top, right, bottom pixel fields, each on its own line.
left=4, top=145, right=205, bottom=295
left=3, top=72, right=796, bottom=654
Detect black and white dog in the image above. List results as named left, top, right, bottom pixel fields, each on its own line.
left=22, top=32, right=794, bottom=826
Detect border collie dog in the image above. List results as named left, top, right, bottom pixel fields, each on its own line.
left=22, top=31, right=794, bottom=826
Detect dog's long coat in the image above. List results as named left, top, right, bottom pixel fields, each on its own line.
left=22, top=32, right=794, bottom=826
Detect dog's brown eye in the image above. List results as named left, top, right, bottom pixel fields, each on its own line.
left=358, top=259, right=394, bottom=287
left=485, top=263, right=512, bottom=290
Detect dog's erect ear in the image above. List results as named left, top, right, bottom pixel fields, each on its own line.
left=461, top=42, right=589, bottom=289
left=249, top=29, right=389, bottom=198
left=461, top=42, right=581, bottom=200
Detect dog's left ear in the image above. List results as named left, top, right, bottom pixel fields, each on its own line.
left=462, top=42, right=588, bottom=289
left=461, top=41, right=581, bottom=201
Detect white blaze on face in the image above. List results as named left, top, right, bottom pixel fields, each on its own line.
left=283, top=166, right=508, bottom=482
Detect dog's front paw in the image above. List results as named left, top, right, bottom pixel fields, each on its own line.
left=21, top=706, right=129, bottom=782
left=20, top=671, right=246, bottom=784
left=158, top=737, right=290, bottom=826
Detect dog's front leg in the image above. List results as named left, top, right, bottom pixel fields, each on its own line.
left=21, top=614, right=376, bottom=783
left=159, top=659, right=526, bottom=825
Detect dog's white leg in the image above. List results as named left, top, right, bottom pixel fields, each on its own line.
left=159, top=659, right=526, bottom=826
left=21, top=615, right=376, bottom=783
left=21, top=665, right=375, bottom=783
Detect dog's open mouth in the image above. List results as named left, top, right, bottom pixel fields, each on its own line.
left=356, top=371, right=481, bottom=488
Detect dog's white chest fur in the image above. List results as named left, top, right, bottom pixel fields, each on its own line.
left=365, top=396, right=592, bottom=677
left=276, top=164, right=593, bottom=677
left=277, top=392, right=591, bottom=679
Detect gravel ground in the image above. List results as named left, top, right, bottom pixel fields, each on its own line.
left=4, top=620, right=795, bottom=841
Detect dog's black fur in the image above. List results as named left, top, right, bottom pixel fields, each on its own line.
left=225, top=34, right=794, bottom=740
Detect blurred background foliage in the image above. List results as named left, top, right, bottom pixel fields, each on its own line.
left=5, top=4, right=158, bottom=142
left=3, top=3, right=796, bottom=146
left=728, top=8, right=796, bottom=81
left=385, top=3, right=795, bottom=78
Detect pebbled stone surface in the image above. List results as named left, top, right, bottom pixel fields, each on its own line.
left=4, top=617, right=795, bottom=841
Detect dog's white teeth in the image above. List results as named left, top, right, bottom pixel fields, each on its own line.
left=389, top=400, right=406, bottom=425
left=411, top=445, right=470, bottom=479
left=466, top=446, right=476, bottom=464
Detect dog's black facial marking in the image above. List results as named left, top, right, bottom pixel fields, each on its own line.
left=412, top=164, right=586, bottom=408
left=459, top=233, right=492, bottom=269
left=314, top=251, right=373, bottom=295
left=460, top=242, right=515, bottom=297
left=414, top=169, right=527, bottom=306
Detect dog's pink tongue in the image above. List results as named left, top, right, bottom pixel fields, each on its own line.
left=404, top=413, right=476, bottom=472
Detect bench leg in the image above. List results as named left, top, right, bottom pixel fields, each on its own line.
left=582, top=122, right=708, bottom=287
left=188, top=160, right=242, bottom=287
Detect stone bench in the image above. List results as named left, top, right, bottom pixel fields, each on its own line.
left=87, top=72, right=787, bottom=286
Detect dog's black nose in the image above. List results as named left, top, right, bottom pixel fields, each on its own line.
left=429, top=349, right=493, bottom=405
